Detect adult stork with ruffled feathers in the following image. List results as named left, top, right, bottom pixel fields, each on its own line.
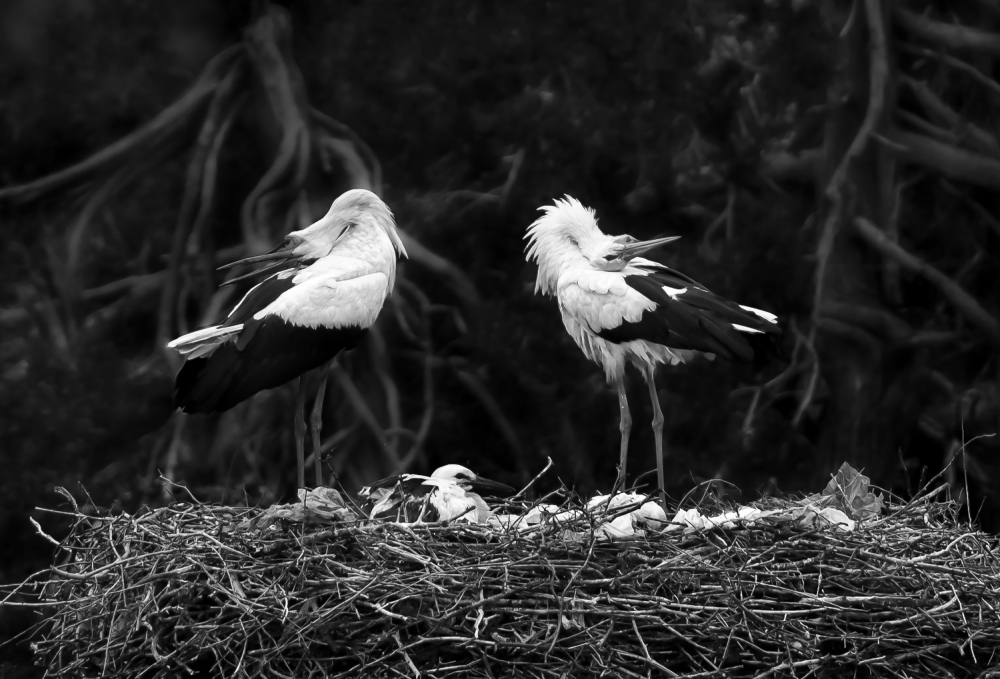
left=360, top=464, right=515, bottom=523
left=167, top=189, right=407, bottom=489
left=525, top=196, right=779, bottom=504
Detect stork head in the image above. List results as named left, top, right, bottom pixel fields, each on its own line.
left=218, top=189, right=407, bottom=285
left=525, top=196, right=605, bottom=295
left=430, top=464, right=514, bottom=496
left=525, top=196, right=678, bottom=294
left=583, top=233, right=681, bottom=272
left=295, top=189, right=407, bottom=261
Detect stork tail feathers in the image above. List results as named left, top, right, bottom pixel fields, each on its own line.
left=166, top=325, right=242, bottom=359
left=173, top=319, right=369, bottom=414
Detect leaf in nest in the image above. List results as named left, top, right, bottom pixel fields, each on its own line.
left=298, top=486, right=351, bottom=513
left=820, top=462, right=884, bottom=521
left=236, top=486, right=357, bottom=531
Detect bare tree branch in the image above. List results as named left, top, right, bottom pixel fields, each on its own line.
left=0, top=46, right=242, bottom=206
left=899, top=75, right=1000, bottom=158
left=885, top=130, right=1000, bottom=189
left=759, top=149, right=821, bottom=184
left=157, top=64, right=246, bottom=355
left=853, top=216, right=1000, bottom=344
left=814, top=0, right=890, bottom=317
left=898, top=110, right=960, bottom=145
left=397, top=232, right=482, bottom=330
left=797, top=0, right=891, bottom=433
left=895, top=8, right=1000, bottom=58
left=899, top=44, right=1000, bottom=103
left=240, top=5, right=313, bottom=250
left=310, top=109, right=382, bottom=193
left=331, top=364, right=394, bottom=464
left=820, top=301, right=913, bottom=343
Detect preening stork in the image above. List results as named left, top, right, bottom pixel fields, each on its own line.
left=360, top=464, right=515, bottom=523
left=525, top=196, right=779, bottom=504
left=167, top=189, right=407, bottom=488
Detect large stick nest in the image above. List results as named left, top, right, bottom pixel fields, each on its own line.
left=14, top=475, right=1000, bottom=678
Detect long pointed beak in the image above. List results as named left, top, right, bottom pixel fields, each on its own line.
left=219, top=260, right=290, bottom=287
left=468, top=476, right=515, bottom=496
left=217, top=242, right=302, bottom=287
left=620, top=235, right=680, bottom=260
left=217, top=244, right=296, bottom=271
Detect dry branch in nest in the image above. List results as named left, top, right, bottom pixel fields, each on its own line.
left=11, top=466, right=1000, bottom=678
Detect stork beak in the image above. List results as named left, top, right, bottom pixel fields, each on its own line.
left=468, top=476, right=515, bottom=496
left=620, top=235, right=680, bottom=260
left=217, top=243, right=292, bottom=270
left=217, top=242, right=302, bottom=286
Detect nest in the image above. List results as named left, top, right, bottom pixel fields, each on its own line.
left=12, top=469, right=1000, bottom=678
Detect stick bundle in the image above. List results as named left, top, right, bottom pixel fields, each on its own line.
left=16, top=489, right=1000, bottom=678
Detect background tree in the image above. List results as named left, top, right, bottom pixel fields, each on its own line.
left=2, top=0, right=999, bottom=667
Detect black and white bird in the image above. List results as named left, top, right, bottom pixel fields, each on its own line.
left=167, top=189, right=407, bottom=489
left=525, top=196, right=779, bottom=504
left=360, top=464, right=515, bottom=523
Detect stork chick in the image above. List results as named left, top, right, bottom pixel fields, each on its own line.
left=525, top=196, right=779, bottom=504
left=361, top=464, right=515, bottom=523
left=167, top=189, right=407, bottom=489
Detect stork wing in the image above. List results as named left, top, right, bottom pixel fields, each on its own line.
left=558, top=269, right=654, bottom=334
left=362, top=473, right=430, bottom=496
left=167, top=269, right=300, bottom=359
left=560, top=266, right=779, bottom=362
left=250, top=269, right=390, bottom=333
left=174, top=272, right=390, bottom=413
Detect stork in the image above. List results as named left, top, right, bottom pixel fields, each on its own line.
left=360, top=464, right=515, bottom=523
left=167, top=189, right=407, bottom=489
left=525, top=196, right=779, bottom=504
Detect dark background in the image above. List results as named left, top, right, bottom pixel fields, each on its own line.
left=2, top=0, right=999, bottom=670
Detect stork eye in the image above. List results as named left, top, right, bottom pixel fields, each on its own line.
left=603, top=254, right=618, bottom=261
left=335, top=222, right=355, bottom=241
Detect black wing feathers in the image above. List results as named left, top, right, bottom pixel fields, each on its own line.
left=175, top=317, right=368, bottom=413
left=596, top=266, right=779, bottom=362
left=221, top=272, right=297, bottom=327
left=175, top=270, right=373, bottom=413
left=366, top=474, right=432, bottom=496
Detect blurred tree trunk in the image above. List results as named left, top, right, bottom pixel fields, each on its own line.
left=813, top=0, right=897, bottom=484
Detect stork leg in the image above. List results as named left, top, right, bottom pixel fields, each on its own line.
left=309, top=360, right=333, bottom=487
left=640, top=364, right=666, bottom=509
left=613, top=373, right=632, bottom=493
left=294, top=376, right=308, bottom=489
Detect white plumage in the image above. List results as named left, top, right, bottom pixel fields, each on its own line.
left=525, top=196, right=780, bottom=503
left=168, top=189, right=407, bottom=488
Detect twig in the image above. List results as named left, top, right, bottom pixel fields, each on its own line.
left=886, top=129, right=1000, bottom=189
left=894, top=8, right=1000, bottom=58
left=853, top=216, right=1000, bottom=344
left=0, top=46, right=242, bottom=206
left=511, top=458, right=554, bottom=500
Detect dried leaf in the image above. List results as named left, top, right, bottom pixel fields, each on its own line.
left=236, top=486, right=357, bottom=531
left=820, top=462, right=884, bottom=521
